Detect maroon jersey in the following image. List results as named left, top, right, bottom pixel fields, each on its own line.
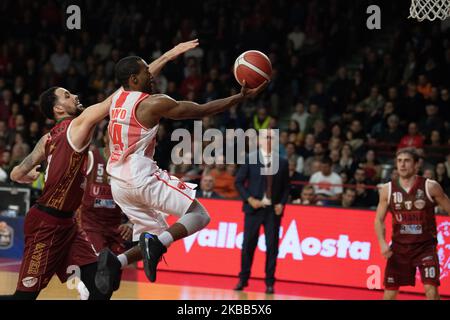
left=78, top=147, right=122, bottom=230
left=37, top=118, right=89, bottom=213
left=388, top=175, right=437, bottom=244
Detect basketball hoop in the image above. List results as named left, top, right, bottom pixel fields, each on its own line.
left=409, top=0, right=450, bottom=21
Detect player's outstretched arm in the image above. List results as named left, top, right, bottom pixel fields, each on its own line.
left=69, top=93, right=115, bottom=151
left=10, top=133, right=49, bottom=184
left=374, top=183, right=392, bottom=259
left=148, top=39, right=199, bottom=77
left=144, top=80, right=268, bottom=121
left=428, top=180, right=450, bottom=215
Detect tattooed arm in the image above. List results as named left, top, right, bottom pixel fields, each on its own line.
left=10, top=134, right=49, bottom=184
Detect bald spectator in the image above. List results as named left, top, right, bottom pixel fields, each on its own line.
left=309, top=157, right=343, bottom=201
left=196, top=175, right=223, bottom=199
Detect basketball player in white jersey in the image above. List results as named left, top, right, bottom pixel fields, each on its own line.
left=94, top=46, right=268, bottom=293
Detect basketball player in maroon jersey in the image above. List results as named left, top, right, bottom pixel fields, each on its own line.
left=375, top=148, right=450, bottom=299
left=94, top=52, right=267, bottom=294
left=77, top=126, right=133, bottom=255
left=0, top=88, right=114, bottom=300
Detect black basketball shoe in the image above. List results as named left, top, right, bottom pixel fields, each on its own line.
left=95, top=248, right=122, bottom=295
left=139, top=232, right=167, bottom=283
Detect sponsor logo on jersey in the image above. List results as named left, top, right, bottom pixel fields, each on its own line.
left=405, top=201, right=413, bottom=211
left=182, top=220, right=371, bottom=261
left=94, top=199, right=116, bottom=209
left=400, top=224, right=422, bottom=235
left=387, top=277, right=395, bottom=283
left=437, top=221, right=450, bottom=280
left=414, top=199, right=426, bottom=210
left=416, top=189, right=425, bottom=200
left=0, top=222, right=13, bottom=249
left=22, top=277, right=38, bottom=288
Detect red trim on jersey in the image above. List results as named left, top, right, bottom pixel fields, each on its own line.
left=131, top=92, right=150, bottom=130
left=124, top=93, right=149, bottom=157
left=153, top=173, right=194, bottom=201
left=161, top=169, right=194, bottom=190
left=115, top=91, right=130, bottom=108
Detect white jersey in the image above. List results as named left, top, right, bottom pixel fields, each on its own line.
left=107, top=88, right=159, bottom=186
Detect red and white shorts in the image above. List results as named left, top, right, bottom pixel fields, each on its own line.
left=111, top=169, right=197, bottom=241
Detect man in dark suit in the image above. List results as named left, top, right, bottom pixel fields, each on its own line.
left=234, top=129, right=290, bottom=294
left=196, top=175, right=223, bottom=199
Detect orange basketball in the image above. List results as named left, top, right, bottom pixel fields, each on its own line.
left=233, top=50, right=272, bottom=89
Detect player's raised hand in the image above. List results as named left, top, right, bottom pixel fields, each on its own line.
left=240, top=80, right=268, bottom=99
left=165, top=39, right=199, bottom=61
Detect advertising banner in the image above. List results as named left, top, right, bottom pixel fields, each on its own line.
left=158, top=199, right=450, bottom=295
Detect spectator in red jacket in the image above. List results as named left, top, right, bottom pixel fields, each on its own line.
left=398, top=122, right=424, bottom=149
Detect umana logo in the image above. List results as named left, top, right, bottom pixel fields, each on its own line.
left=182, top=220, right=371, bottom=261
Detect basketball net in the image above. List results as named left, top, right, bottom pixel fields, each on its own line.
left=409, top=0, right=450, bottom=21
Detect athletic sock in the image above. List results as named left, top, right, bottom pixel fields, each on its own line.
left=158, top=231, right=174, bottom=248
left=117, top=254, right=128, bottom=269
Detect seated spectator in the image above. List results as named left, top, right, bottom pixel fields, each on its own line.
left=285, top=142, right=304, bottom=174
left=349, top=168, right=378, bottom=208
left=293, top=185, right=317, bottom=205
left=435, top=163, right=450, bottom=195
left=291, top=101, right=309, bottom=133
left=341, top=188, right=357, bottom=208
left=288, top=159, right=308, bottom=202
left=419, top=104, right=445, bottom=138
left=359, top=149, right=381, bottom=182
left=330, top=149, right=343, bottom=173
left=423, top=168, right=435, bottom=180
left=303, top=142, right=325, bottom=177
left=398, top=122, right=424, bottom=149
left=287, top=119, right=300, bottom=135
left=10, top=132, right=30, bottom=165
left=304, top=103, right=323, bottom=134
left=210, top=158, right=239, bottom=199
left=312, top=119, right=328, bottom=143
left=445, top=154, right=450, bottom=179
left=345, top=119, right=366, bottom=156
left=252, top=106, right=271, bottom=131
left=357, top=85, right=385, bottom=117
left=196, top=175, right=223, bottom=199
left=375, top=114, right=403, bottom=145
left=298, top=133, right=315, bottom=159
left=309, top=157, right=343, bottom=201
left=339, top=143, right=357, bottom=175
left=417, top=74, right=432, bottom=99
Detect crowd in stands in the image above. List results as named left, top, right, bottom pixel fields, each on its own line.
left=0, top=0, right=449, bottom=210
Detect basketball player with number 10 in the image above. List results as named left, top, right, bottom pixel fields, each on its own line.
left=375, top=148, right=450, bottom=300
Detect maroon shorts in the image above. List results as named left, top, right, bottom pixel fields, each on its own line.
left=17, top=206, right=98, bottom=292
left=83, top=228, right=125, bottom=255
left=384, top=240, right=440, bottom=290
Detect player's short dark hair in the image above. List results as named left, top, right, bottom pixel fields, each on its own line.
left=39, top=87, right=59, bottom=120
left=115, top=56, right=142, bottom=87
left=396, top=148, right=420, bottom=162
